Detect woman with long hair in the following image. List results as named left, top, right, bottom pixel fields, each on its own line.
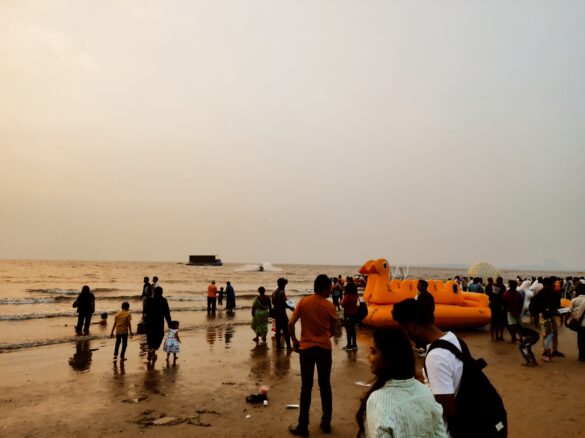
left=356, top=327, right=446, bottom=437
left=73, top=285, right=95, bottom=336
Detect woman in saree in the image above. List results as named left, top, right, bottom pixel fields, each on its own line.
left=252, top=287, right=272, bottom=342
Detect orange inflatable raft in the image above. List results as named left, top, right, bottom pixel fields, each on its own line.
left=360, top=259, right=491, bottom=329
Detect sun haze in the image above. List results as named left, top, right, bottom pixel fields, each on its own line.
left=1, top=1, right=584, bottom=269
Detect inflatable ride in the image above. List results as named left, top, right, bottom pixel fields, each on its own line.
left=360, top=259, right=491, bottom=329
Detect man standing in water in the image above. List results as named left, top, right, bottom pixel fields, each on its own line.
left=288, top=275, right=338, bottom=436
left=207, top=280, right=217, bottom=314
left=272, top=278, right=293, bottom=350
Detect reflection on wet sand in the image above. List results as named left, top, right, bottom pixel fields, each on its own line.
left=162, top=362, right=179, bottom=385
left=206, top=321, right=217, bottom=347
left=68, top=340, right=92, bottom=372
left=113, top=360, right=126, bottom=376
left=143, top=367, right=163, bottom=395
left=272, top=347, right=292, bottom=378
left=224, top=323, right=234, bottom=348
left=249, top=343, right=270, bottom=383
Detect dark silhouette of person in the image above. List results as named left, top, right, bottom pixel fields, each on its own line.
left=272, top=278, right=294, bottom=350
left=73, top=285, right=95, bottom=335
left=143, top=286, right=172, bottom=364
left=415, top=280, right=435, bottom=323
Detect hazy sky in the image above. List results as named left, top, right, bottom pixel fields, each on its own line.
left=1, top=1, right=584, bottom=269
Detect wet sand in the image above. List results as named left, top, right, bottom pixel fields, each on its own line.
left=1, top=322, right=585, bottom=437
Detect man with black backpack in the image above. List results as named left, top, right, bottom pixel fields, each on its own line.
left=393, top=299, right=507, bottom=437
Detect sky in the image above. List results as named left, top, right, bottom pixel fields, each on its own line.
left=1, top=1, right=584, bottom=269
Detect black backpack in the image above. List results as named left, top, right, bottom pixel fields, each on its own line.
left=425, top=338, right=507, bottom=438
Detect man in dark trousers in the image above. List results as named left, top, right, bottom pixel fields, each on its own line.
left=288, top=275, right=338, bottom=436
left=272, top=278, right=294, bottom=350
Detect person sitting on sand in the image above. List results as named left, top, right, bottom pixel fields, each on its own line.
left=164, top=321, right=181, bottom=365
left=252, top=287, right=272, bottom=342
left=356, top=327, right=447, bottom=438
left=110, top=302, right=133, bottom=362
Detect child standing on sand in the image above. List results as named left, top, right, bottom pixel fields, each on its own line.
left=164, top=321, right=181, bottom=364
left=110, top=302, right=133, bottom=361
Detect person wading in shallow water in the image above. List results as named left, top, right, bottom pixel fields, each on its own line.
left=226, top=281, right=236, bottom=313
left=288, top=275, right=338, bottom=437
left=143, top=286, right=172, bottom=365
left=73, top=285, right=95, bottom=336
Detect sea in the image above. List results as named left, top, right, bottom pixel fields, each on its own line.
left=0, top=259, right=580, bottom=353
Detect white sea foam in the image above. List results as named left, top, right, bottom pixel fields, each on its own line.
left=235, top=262, right=283, bottom=272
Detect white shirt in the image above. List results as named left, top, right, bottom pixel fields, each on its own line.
left=424, top=332, right=464, bottom=396
left=529, top=281, right=543, bottom=293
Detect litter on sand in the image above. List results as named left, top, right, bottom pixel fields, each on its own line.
left=355, top=381, right=372, bottom=387
left=286, top=404, right=299, bottom=409
left=152, top=417, right=177, bottom=426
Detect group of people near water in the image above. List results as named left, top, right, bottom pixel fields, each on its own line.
left=73, top=276, right=181, bottom=366
left=69, top=271, right=585, bottom=437
left=206, top=280, right=236, bottom=314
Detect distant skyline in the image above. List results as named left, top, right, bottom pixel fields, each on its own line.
left=1, top=1, right=584, bottom=270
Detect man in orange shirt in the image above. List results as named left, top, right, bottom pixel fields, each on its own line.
left=207, top=280, right=218, bottom=314
left=288, top=275, right=338, bottom=436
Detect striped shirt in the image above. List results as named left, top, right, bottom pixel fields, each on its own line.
left=365, top=378, right=447, bottom=438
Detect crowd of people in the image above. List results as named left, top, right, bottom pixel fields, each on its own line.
left=452, top=274, right=585, bottom=364
left=69, top=271, right=585, bottom=437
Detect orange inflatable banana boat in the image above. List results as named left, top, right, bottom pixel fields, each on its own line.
left=359, top=259, right=491, bottom=329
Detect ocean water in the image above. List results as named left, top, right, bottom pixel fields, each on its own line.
left=0, top=259, right=577, bottom=353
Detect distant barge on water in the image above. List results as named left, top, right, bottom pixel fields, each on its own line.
left=186, top=255, right=223, bottom=266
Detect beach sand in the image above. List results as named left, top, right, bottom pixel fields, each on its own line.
left=1, top=323, right=584, bottom=437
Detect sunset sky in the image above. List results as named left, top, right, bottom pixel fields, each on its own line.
left=1, top=1, right=584, bottom=269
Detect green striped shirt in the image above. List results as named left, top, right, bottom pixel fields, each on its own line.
left=365, top=378, right=447, bottom=438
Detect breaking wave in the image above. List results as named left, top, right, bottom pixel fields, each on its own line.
left=0, top=304, right=253, bottom=321
left=235, top=262, right=283, bottom=272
